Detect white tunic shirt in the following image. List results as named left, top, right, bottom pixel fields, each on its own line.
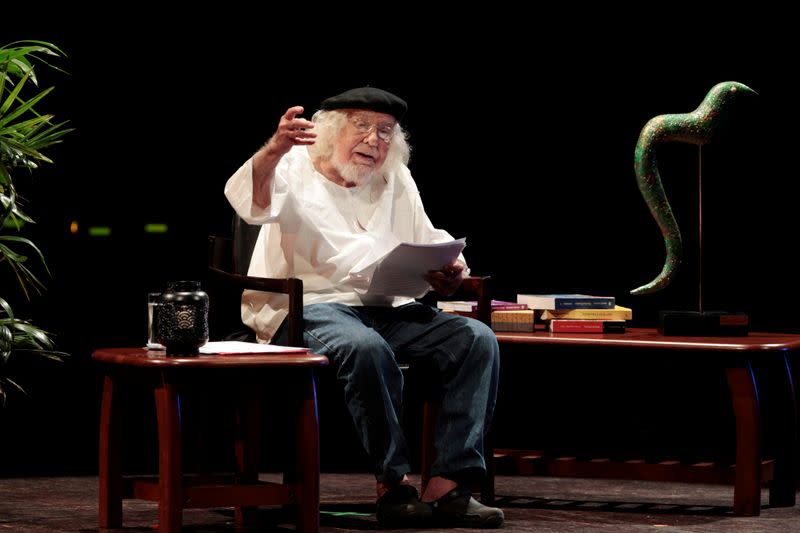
left=224, top=146, right=461, bottom=342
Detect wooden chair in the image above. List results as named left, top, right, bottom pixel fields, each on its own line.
left=207, top=219, right=496, bottom=502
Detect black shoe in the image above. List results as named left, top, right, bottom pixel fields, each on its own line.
left=376, top=484, right=433, bottom=528
left=431, top=485, right=504, bottom=528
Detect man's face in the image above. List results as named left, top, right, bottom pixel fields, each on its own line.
left=332, top=109, right=396, bottom=184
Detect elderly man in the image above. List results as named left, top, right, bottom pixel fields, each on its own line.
left=225, top=87, right=502, bottom=528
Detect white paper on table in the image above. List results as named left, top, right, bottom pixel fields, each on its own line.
left=199, top=341, right=310, bottom=355
left=349, top=238, right=466, bottom=298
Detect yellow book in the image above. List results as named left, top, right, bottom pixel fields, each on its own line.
left=540, top=305, right=632, bottom=321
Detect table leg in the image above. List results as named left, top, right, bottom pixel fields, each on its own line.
left=155, top=374, right=183, bottom=533
left=98, top=374, right=122, bottom=528
left=235, top=384, right=263, bottom=526
left=757, top=354, right=797, bottom=507
left=726, top=364, right=761, bottom=516
left=294, top=369, right=320, bottom=533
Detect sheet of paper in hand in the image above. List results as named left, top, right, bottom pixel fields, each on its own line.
left=350, top=238, right=466, bottom=297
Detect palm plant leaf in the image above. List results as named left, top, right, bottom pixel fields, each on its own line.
left=2, top=206, right=35, bottom=228
left=0, top=234, right=48, bottom=266
left=0, top=295, right=13, bottom=319
left=0, top=65, right=34, bottom=116
left=0, top=41, right=66, bottom=77
left=0, top=88, right=72, bottom=182
left=0, top=61, right=8, bottom=104
left=8, top=320, right=55, bottom=350
left=0, top=238, right=30, bottom=262
left=0, top=238, right=47, bottom=299
left=0, top=187, right=13, bottom=221
left=0, top=376, right=26, bottom=405
left=0, top=261, right=46, bottom=300
left=1, top=134, right=53, bottom=163
left=1, top=186, right=36, bottom=228
left=0, top=40, right=70, bottom=402
left=3, top=205, right=35, bottom=226
left=0, top=324, right=10, bottom=361
left=27, top=121, right=73, bottom=146
left=0, top=110, right=55, bottom=135
left=0, top=86, right=54, bottom=128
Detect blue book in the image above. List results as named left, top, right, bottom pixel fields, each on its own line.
left=516, top=294, right=615, bottom=310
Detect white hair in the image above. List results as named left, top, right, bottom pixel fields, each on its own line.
left=308, top=110, right=411, bottom=176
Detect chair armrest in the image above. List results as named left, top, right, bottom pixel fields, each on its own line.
left=209, top=266, right=302, bottom=295
left=207, top=266, right=304, bottom=346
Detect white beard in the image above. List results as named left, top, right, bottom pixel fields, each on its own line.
left=336, top=161, right=378, bottom=187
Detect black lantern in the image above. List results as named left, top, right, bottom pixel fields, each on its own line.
left=156, top=281, right=209, bottom=356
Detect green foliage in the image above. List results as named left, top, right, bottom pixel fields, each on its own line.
left=0, top=40, right=71, bottom=404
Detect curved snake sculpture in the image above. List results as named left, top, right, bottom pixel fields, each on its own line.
left=631, top=81, right=757, bottom=296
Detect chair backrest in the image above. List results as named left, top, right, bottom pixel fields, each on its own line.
left=232, top=216, right=263, bottom=275
left=207, top=230, right=304, bottom=346
left=207, top=235, right=246, bottom=340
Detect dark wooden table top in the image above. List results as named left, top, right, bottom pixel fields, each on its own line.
left=495, top=327, right=800, bottom=352
left=92, top=347, right=329, bottom=368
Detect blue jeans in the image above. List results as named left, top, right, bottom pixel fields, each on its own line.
left=276, top=301, right=499, bottom=485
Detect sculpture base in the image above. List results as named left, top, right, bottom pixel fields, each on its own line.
left=658, top=310, right=749, bottom=337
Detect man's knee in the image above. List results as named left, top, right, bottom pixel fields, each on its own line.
left=464, top=319, right=500, bottom=364
left=332, top=329, right=398, bottom=374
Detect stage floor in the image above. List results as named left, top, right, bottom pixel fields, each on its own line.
left=0, top=472, right=797, bottom=531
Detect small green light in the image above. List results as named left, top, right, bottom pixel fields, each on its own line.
left=88, top=226, right=112, bottom=237
left=144, top=223, right=168, bottom=234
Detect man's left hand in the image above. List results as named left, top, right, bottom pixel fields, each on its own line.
left=425, top=261, right=466, bottom=296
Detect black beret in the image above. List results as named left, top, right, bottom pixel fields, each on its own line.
left=320, top=87, right=407, bottom=121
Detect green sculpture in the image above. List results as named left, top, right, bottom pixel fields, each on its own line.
left=631, top=81, right=757, bottom=296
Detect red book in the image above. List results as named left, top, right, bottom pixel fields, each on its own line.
left=548, top=319, right=626, bottom=333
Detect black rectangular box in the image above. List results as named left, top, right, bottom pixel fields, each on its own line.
left=658, top=310, right=749, bottom=336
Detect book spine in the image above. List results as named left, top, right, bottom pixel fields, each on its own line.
left=442, top=310, right=478, bottom=319
left=548, top=320, right=626, bottom=333
left=441, top=301, right=531, bottom=312
left=553, top=298, right=615, bottom=309
left=437, top=301, right=474, bottom=312
left=486, top=303, right=530, bottom=311
left=492, top=321, right=535, bottom=332
left=542, top=308, right=632, bottom=320
left=516, top=295, right=616, bottom=310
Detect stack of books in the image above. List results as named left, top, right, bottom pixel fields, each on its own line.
left=436, top=300, right=535, bottom=332
left=490, top=310, right=535, bottom=332
left=516, top=294, right=630, bottom=333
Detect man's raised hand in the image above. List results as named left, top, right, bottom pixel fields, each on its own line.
left=269, top=106, right=316, bottom=154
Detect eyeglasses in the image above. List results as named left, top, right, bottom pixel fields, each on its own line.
left=349, top=117, right=396, bottom=143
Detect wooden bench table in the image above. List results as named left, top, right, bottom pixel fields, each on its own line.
left=492, top=328, right=798, bottom=516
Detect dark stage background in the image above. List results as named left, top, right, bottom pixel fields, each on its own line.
left=1, top=16, right=797, bottom=477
